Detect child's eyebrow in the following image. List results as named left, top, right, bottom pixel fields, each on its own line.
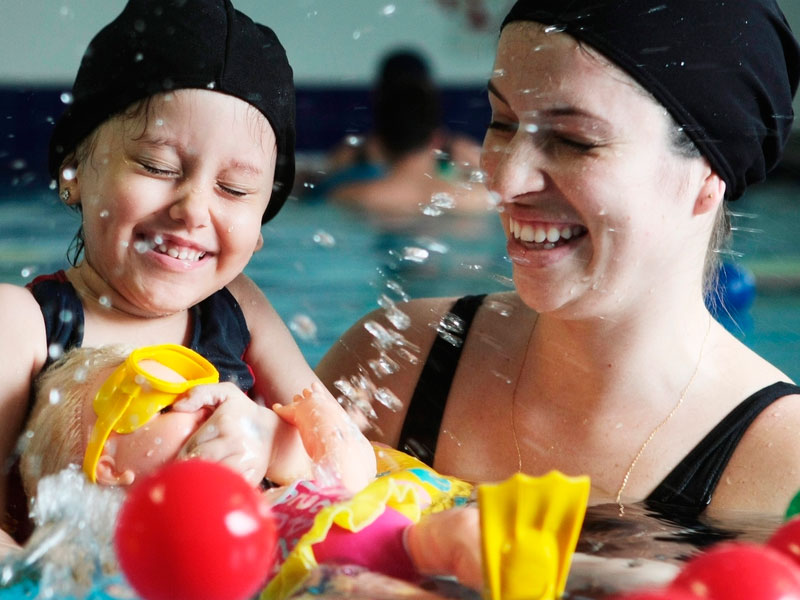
left=226, top=159, right=264, bottom=177
left=136, top=136, right=264, bottom=176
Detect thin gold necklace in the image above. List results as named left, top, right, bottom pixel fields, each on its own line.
left=510, top=314, right=712, bottom=514
left=510, top=315, right=539, bottom=473
left=615, top=315, right=712, bottom=515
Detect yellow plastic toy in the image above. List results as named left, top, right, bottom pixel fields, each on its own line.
left=83, top=344, right=219, bottom=482
left=478, top=471, right=590, bottom=600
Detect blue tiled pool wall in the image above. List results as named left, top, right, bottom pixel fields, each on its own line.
left=0, top=85, right=490, bottom=191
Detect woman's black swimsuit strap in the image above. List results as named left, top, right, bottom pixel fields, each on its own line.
left=647, top=381, right=800, bottom=518
left=397, top=294, right=487, bottom=466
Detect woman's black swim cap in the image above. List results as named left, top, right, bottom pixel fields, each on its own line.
left=49, top=0, right=295, bottom=223
left=501, top=0, right=800, bottom=200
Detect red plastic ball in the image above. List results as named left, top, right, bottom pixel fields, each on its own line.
left=767, top=517, right=800, bottom=568
left=114, top=460, right=277, bottom=600
left=670, top=542, right=800, bottom=600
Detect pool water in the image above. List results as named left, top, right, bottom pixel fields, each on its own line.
left=1, top=184, right=798, bottom=378
left=0, top=183, right=798, bottom=599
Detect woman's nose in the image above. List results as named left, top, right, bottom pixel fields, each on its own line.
left=486, top=130, right=547, bottom=202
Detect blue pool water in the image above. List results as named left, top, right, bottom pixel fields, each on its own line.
left=1, top=184, right=798, bottom=380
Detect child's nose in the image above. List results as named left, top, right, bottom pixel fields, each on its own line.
left=169, top=183, right=212, bottom=229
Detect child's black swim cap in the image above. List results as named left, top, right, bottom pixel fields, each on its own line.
left=49, top=0, right=295, bottom=223
left=501, top=0, right=800, bottom=200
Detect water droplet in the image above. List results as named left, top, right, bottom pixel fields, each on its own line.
left=492, top=68, right=506, bottom=78
left=469, top=169, right=488, bottom=184
left=48, top=343, right=64, bottom=360
left=374, top=387, right=402, bottom=411
left=312, top=230, right=336, bottom=248
left=134, top=52, right=144, bottom=62
left=352, top=30, right=362, bottom=40
left=134, top=240, right=150, bottom=254
left=20, top=265, right=36, bottom=278
left=206, top=81, right=216, bottom=89
left=73, top=366, right=88, bottom=383
left=99, top=295, right=112, bottom=308
left=62, top=167, right=76, bottom=181
left=544, top=24, right=567, bottom=33
left=290, top=314, right=317, bottom=341
left=48, top=388, right=61, bottom=405
left=59, top=92, right=73, bottom=105
left=99, top=209, right=109, bottom=218
left=155, top=118, right=164, bottom=127
left=401, top=246, right=429, bottom=263
left=381, top=4, right=396, bottom=15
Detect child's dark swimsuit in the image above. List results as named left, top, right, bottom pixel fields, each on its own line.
left=26, top=271, right=255, bottom=396
left=398, top=294, right=800, bottom=517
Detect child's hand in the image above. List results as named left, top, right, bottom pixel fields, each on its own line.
left=172, top=382, right=282, bottom=487
left=272, top=382, right=376, bottom=493
left=405, top=507, right=482, bottom=590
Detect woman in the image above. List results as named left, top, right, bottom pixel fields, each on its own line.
left=318, top=0, right=800, bottom=518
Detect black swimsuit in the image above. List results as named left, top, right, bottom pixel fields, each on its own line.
left=397, top=294, right=800, bottom=517
left=26, top=270, right=255, bottom=394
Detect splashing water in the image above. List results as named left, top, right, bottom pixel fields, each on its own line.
left=0, top=467, right=125, bottom=599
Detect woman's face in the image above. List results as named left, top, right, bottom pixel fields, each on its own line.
left=482, top=24, right=712, bottom=320
left=71, top=89, right=276, bottom=317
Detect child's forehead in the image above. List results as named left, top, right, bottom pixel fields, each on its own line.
left=108, top=90, right=277, bottom=153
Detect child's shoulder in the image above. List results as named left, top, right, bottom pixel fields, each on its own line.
left=0, top=282, right=48, bottom=371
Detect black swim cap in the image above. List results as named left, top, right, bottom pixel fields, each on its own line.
left=49, top=0, right=295, bottom=223
left=501, top=0, right=800, bottom=200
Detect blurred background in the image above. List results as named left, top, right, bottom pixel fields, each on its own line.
left=0, top=0, right=798, bottom=380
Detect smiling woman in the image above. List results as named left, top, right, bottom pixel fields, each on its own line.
left=318, top=0, right=800, bottom=520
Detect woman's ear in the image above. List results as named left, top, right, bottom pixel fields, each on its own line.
left=95, top=454, right=136, bottom=487
left=694, top=171, right=726, bottom=216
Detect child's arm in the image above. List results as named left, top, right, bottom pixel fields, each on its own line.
left=228, top=274, right=323, bottom=408
left=0, top=285, right=49, bottom=555
left=272, top=382, right=376, bottom=493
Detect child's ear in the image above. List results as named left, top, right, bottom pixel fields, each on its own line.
left=58, top=156, right=81, bottom=206
left=95, top=454, right=136, bottom=487
left=693, top=170, right=726, bottom=216
left=253, top=232, right=264, bottom=253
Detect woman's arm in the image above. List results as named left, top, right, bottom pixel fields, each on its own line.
left=315, top=297, right=457, bottom=447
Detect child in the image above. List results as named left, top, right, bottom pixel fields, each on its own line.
left=19, top=345, right=483, bottom=595
left=0, top=0, right=341, bottom=550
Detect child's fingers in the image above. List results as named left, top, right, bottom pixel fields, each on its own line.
left=172, top=383, right=234, bottom=412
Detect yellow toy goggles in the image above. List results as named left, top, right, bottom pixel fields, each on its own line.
left=83, top=344, right=219, bottom=482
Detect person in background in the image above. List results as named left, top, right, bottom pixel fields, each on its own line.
left=314, top=50, right=491, bottom=217
left=318, top=0, right=800, bottom=519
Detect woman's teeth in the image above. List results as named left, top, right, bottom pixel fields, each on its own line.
left=509, top=218, right=586, bottom=247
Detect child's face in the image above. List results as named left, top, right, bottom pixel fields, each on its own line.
left=83, top=359, right=212, bottom=485
left=73, top=89, right=277, bottom=316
